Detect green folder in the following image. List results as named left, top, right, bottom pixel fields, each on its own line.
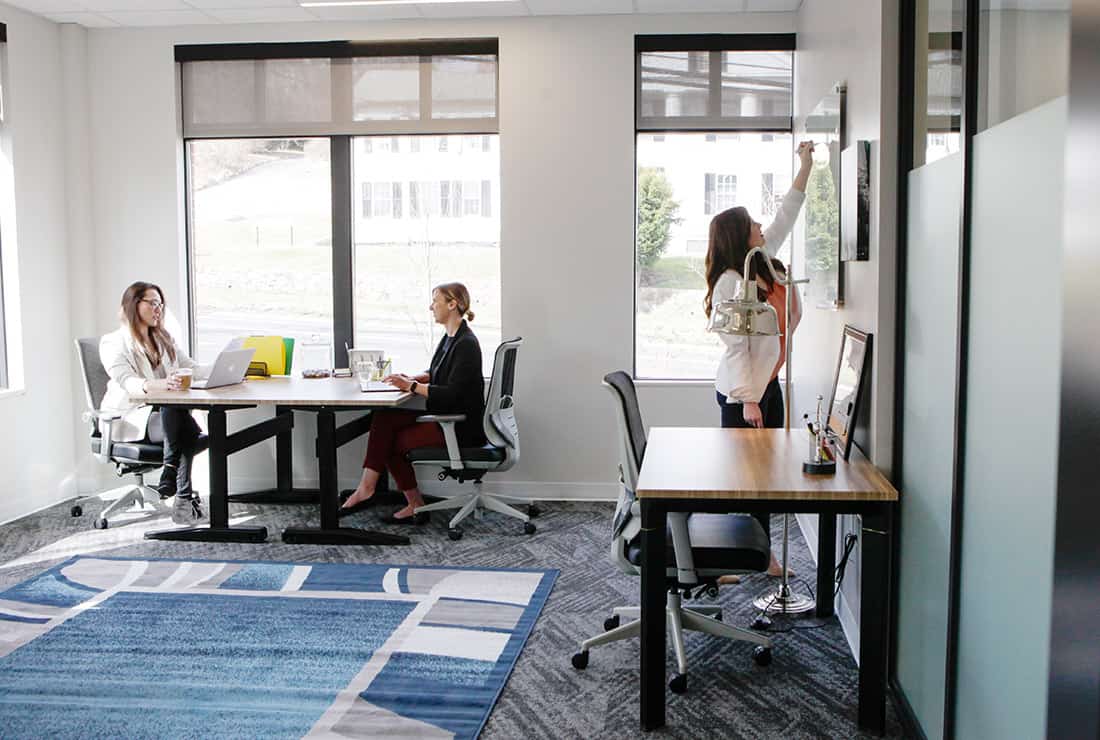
left=282, top=337, right=295, bottom=374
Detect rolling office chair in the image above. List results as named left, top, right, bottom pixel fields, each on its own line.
left=71, top=337, right=201, bottom=529
left=410, top=337, right=539, bottom=540
left=570, top=371, right=772, bottom=694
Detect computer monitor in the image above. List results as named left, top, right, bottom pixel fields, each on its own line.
left=826, top=325, right=872, bottom=460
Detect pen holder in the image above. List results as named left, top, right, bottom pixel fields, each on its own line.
left=802, top=459, right=837, bottom=475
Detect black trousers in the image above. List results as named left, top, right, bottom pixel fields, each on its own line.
left=147, top=407, right=201, bottom=496
left=716, top=377, right=785, bottom=542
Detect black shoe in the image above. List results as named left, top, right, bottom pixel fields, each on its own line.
left=380, top=511, right=430, bottom=526
left=156, top=478, right=176, bottom=500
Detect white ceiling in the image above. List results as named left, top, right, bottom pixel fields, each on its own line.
left=5, top=0, right=803, bottom=29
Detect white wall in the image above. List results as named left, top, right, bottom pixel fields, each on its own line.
left=0, top=5, right=78, bottom=524
left=77, top=13, right=795, bottom=499
left=792, top=0, right=898, bottom=652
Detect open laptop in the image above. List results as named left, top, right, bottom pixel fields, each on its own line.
left=191, top=348, right=256, bottom=390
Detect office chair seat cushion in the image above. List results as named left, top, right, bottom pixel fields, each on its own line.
left=407, top=444, right=506, bottom=464
left=90, top=437, right=164, bottom=464
left=626, top=513, right=771, bottom=572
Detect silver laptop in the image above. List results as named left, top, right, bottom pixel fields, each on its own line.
left=191, top=348, right=256, bottom=389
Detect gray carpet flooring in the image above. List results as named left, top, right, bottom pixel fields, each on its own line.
left=0, top=494, right=906, bottom=739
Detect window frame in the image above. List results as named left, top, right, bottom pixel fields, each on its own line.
left=179, top=40, right=500, bottom=368
left=0, top=25, right=9, bottom=391
left=633, top=33, right=795, bottom=381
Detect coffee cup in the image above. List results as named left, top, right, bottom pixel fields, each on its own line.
left=174, top=368, right=193, bottom=390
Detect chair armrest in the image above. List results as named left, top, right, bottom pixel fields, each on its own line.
left=87, top=412, right=123, bottom=464
left=415, top=415, right=465, bottom=469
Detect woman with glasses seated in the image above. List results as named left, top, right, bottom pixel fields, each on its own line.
left=341, top=282, right=487, bottom=525
left=99, top=281, right=207, bottom=525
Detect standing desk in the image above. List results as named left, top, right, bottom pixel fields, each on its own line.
left=635, top=427, right=898, bottom=735
left=143, top=377, right=414, bottom=546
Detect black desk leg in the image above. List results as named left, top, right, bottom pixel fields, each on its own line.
left=640, top=500, right=667, bottom=731
left=145, top=407, right=268, bottom=543
left=228, top=406, right=320, bottom=505
left=282, top=409, right=409, bottom=546
left=857, top=507, right=891, bottom=735
left=816, top=513, right=837, bottom=618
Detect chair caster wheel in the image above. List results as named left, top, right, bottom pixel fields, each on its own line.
left=751, top=615, right=771, bottom=631
left=603, top=615, right=620, bottom=632
left=753, top=646, right=772, bottom=667
left=704, top=584, right=719, bottom=599
left=571, top=650, right=589, bottom=670
left=448, top=527, right=463, bottom=541
left=527, top=504, right=540, bottom=518
left=523, top=522, right=536, bottom=535
left=94, top=518, right=108, bottom=530
left=70, top=505, right=83, bottom=518
left=668, top=673, right=687, bottom=694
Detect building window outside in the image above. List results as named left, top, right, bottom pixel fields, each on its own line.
left=704, top=173, right=738, bottom=215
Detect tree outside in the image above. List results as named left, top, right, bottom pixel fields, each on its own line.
left=636, top=167, right=681, bottom=283
left=804, top=157, right=840, bottom=306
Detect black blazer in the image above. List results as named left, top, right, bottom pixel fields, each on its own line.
left=426, top=321, right=486, bottom=447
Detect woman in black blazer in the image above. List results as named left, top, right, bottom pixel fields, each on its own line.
left=341, top=282, right=486, bottom=524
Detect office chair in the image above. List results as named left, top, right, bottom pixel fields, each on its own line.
left=71, top=337, right=195, bottom=529
left=570, top=371, right=772, bottom=694
left=410, top=337, right=539, bottom=540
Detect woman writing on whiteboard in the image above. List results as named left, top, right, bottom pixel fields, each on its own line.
left=703, top=140, right=815, bottom=576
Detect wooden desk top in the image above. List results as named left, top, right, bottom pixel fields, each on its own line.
left=142, top=376, right=413, bottom=407
left=636, top=427, right=898, bottom=502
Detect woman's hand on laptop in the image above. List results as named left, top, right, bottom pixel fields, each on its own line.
left=383, top=373, right=413, bottom=391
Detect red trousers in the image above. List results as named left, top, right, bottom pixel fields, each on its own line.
left=362, top=409, right=445, bottom=492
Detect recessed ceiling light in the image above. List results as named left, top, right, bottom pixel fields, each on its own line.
left=301, top=0, right=519, bottom=6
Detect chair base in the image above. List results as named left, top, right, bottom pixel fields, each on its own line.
left=75, top=471, right=171, bottom=529
left=414, top=487, right=533, bottom=532
left=577, top=589, right=770, bottom=677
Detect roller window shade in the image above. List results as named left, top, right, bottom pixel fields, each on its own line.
left=180, top=43, right=498, bottom=139
left=636, top=36, right=794, bottom=133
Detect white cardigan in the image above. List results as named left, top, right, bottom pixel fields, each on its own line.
left=712, top=187, right=806, bottom=404
left=99, top=326, right=198, bottom=442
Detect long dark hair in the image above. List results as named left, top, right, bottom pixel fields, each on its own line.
left=119, top=281, right=176, bottom=368
left=703, top=206, right=786, bottom=318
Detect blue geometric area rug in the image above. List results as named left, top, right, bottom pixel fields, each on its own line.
left=0, top=556, right=557, bottom=739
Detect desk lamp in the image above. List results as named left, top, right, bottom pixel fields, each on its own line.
left=708, top=245, right=815, bottom=615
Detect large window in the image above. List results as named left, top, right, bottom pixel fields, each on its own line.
left=353, top=135, right=500, bottom=375
left=635, top=36, right=795, bottom=379
left=188, top=138, right=334, bottom=362
left=180, top=41, right=499, bottom=371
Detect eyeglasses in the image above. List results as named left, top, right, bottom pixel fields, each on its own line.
left=140, top=299, right=164, bottom=310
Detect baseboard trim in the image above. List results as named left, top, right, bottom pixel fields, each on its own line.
left=890, top=677, right=930, bottom=740
left=795, top=512, right=859, bottom=663
left=0, top=473, right=81, bottom=528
